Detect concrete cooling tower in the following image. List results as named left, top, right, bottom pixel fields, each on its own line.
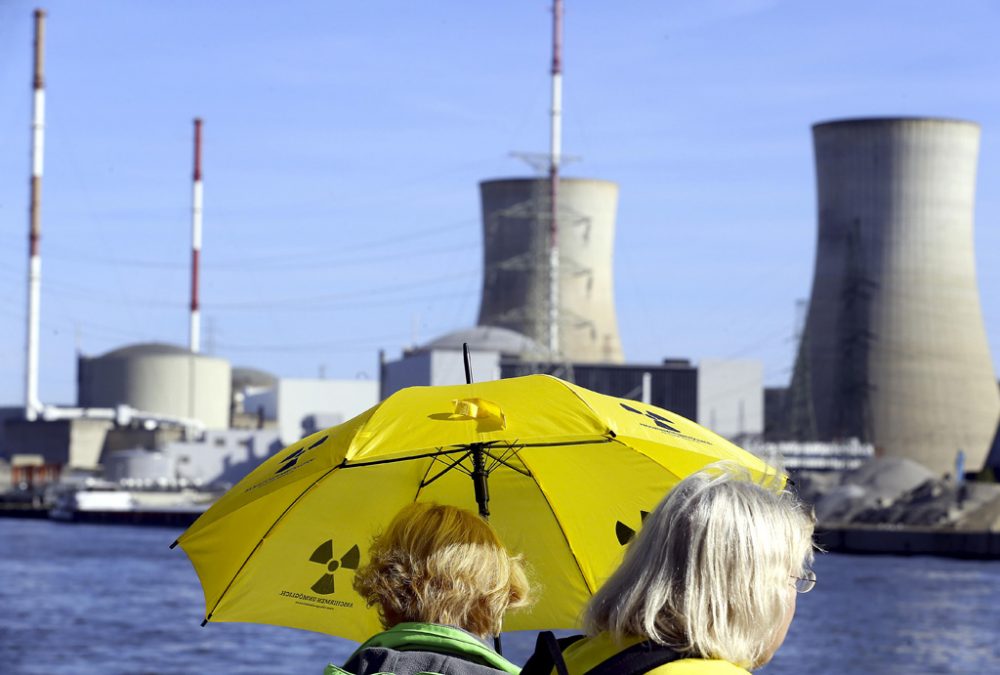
left=477, top=177, right=624, bottom=363
left=790, top=117, right=1000, bottom=475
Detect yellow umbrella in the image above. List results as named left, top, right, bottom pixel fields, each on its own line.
left=172, top=374, right=777, bottom=641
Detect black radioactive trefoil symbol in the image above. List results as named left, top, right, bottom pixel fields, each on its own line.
left=275, top=435, right=329, bottom=475
left=616, top=510, right=650, bottom=546
left=276, top=449, right=304, bottom=474
left=644, top=411, right=679, bottom=432
left=308, top=539, right=361, bottom=595
left=619, top=403, right=681, bottom=433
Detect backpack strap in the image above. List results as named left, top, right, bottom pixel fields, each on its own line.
left=325, top=667, right=434, bottom=675
left=356, top=623, right=517, bottom=673
left=521, top=631, right=585, bottom=675
left=585, top=640, right=681, bottom=675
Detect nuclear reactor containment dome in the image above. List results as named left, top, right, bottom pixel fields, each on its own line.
left=422, top=325, right=548, bottom=360
left=477, top=178, right=623, bottom=363
left=78, top=342, right=232, bottom=429
left=790, top=117, right=1000, bottom=474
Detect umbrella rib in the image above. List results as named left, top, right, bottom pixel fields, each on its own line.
left=482, top=445, right=531, bottom=478
left=414, top=455, right=438, bottom=502
left=343, top=439, right=611, bottom=474
left=201, top=462, right=344, bottom=626
left=484, top=441, right=516, bottom=472
left=506, top=438, right=612, bottom=449
left=420, top=450, right=473, bottom=488
left=342, top=446, right=472, bottom=469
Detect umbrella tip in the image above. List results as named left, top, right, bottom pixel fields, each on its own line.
left=463, top=342, right=473, bottom=384
left=169, top=539, right=179, bottom=549
left=201, top=617, right=209, bottom=627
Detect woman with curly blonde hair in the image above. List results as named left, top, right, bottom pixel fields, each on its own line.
left=327, top=502, right=530, bottom=675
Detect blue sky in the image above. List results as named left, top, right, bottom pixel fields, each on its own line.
left=1, top=0, right=999, bottom=406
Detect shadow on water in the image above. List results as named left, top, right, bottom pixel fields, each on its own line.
left=1, top=520, right=998, bottom=674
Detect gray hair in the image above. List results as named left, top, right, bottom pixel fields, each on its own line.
left=584, top=463, right=815, bottom=669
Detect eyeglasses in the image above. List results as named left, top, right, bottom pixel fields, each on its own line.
left=790, top=569, right=816, bottom=593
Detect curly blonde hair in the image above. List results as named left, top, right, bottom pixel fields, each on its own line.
left=353, top=502, right=530, bottom=638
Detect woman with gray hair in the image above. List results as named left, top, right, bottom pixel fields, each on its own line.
left=523, top=463, right=815, bottom=674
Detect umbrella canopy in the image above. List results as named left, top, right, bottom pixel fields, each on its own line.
left=173, top=374, right=777, bottom=641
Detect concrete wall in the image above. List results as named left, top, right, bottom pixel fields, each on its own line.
left=102, top=426, right=185, bottom=454
left=242, top=388, right=279, bottom=423
left=381, top=352, right=432, bottom=399
left=103, top=429, right=284, bottom=487
left=1, top=418, right=111, bottom=469
left=816, top=526, right=1000, bottom=558
left=792, top=118, right=1000, bottom=474
left=478, top=178, right=623, bottom=363
left=242, top=379, right=379, bottom=445
left=697, top=359, right=763, bottom=441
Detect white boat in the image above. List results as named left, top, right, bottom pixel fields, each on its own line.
left=49, top=480, right=216, bottom=526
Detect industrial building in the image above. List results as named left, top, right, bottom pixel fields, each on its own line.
left=478, top=178, right=624, bottom=363
left=381, top=328, right=763, bottom=443
left=242, top=377, right=378, bottom=445
left=1, top=340, right=378, bottom=489
left=787, top=117, right=1000, bottom=475
left=380, top=326, right=545, bottom=396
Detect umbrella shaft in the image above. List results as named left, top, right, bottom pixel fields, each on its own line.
left=472, top=447, right=490, bottom=518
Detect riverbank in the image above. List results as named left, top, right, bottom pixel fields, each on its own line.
left=6, top=498, right=1000, bottom=558
left=816, top=525, right=1000, bottom=559
left=0, top=501, right=47, bottom=519
left=0, top=502, right=201, bottom=526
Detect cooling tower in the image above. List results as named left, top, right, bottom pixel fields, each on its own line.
left=477, top=177, right=623, bottom=363
left=791, top=117, right=1000, bottom=474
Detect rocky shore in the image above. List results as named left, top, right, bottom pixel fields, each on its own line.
left=793, top=457, right=1000, bottom=558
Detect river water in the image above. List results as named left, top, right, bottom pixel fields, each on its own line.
left=0, top=519, right=997, bottom=674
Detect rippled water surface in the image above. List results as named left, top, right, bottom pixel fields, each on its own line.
left=1, top=519, right=998, bottom=674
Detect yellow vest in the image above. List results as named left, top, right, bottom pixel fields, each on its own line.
left=558, top=632, right=750, bottom=675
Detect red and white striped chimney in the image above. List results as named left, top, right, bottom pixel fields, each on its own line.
left=189, top=117, right=203, bottom=353
left=24, top=8, right=46, bottom=421
left=547, top=0, right=563, bottom=357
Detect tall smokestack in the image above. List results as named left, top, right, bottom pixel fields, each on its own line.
left=24, top=8, right=46, bottom=421
left=190, top=117, right=203, bottom=353
left=547, top=0, right=563, bottom=357
left=478, top=0, right=624, bottom=363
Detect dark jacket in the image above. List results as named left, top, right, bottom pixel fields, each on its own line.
left=327, top=622, right=519, bottom=675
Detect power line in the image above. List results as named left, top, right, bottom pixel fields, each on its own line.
left=215, top=332, right=412, bottom=353
left=40, top=221, right=478, bottom=271
left=207, top=290, right=475, bottom=314
left=204, top=269, right=478, bottom=309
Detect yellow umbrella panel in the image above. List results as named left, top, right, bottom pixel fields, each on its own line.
left=173, top=375, right=778, bottom=641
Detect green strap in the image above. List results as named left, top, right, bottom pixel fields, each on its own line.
left=323, top=665, right=352, bottom=675
left=350, top=623, right=518, bottom=674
